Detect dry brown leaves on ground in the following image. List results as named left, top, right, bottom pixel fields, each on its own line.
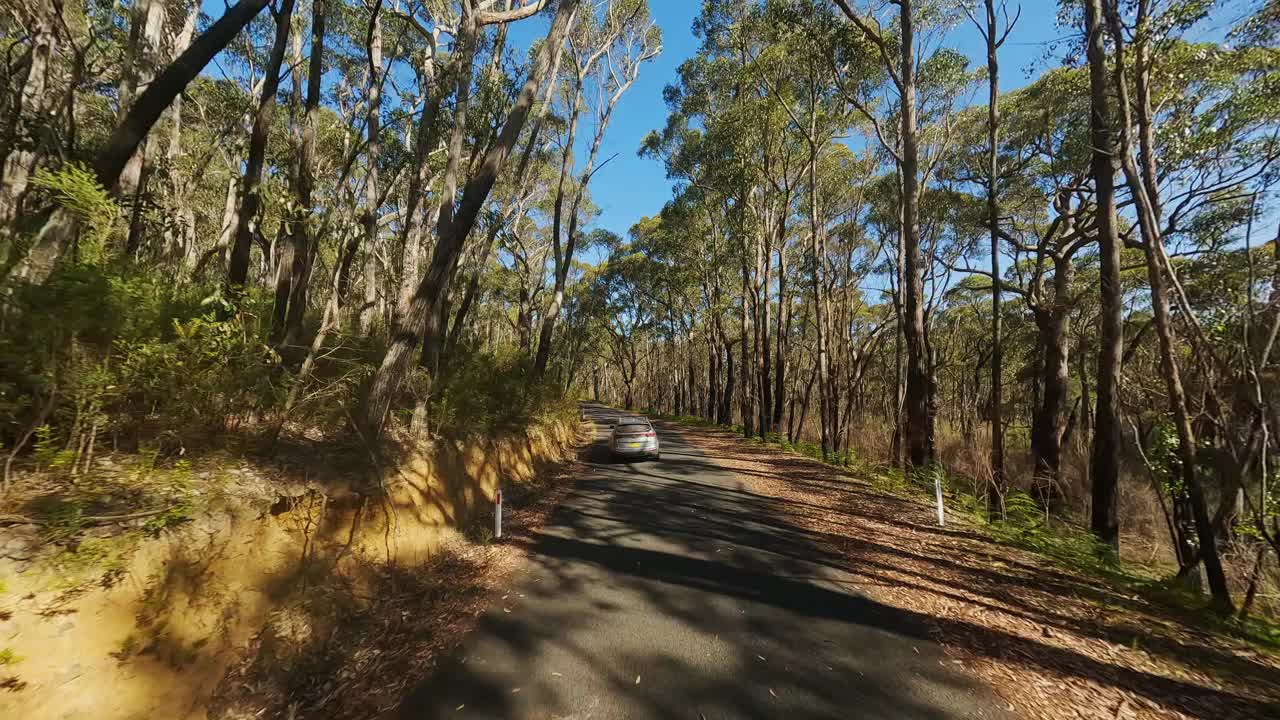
left=671, top=424, right=1280, bottom=720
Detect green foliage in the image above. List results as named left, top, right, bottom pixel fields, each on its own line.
left=424, top=350, right=573, bottom=438
left=870, top=467, right=912, bottom=497
left=1, top=261, right=280, bottom=455
left=115, top=308, right=281, bottom=434
left=32, top=425, right=73, bottom=471
left=1002, top=490, right=1044, bottom=527
left=29, top=164, right=117, bottom=265
left=987, top=499, right=1121, bottom=575
left=1148, top=422, right=1185, bottom=496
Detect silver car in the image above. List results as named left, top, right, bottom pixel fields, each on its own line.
left=609, top=417, right=660, bottom=461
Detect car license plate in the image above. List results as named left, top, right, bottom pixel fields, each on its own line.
left=625, top=441, right=642, bottom=449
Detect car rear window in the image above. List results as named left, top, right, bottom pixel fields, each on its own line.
left=617, top=423, right=649, bottom=432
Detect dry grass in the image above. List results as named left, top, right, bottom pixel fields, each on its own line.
left=840, top=421, right=1256, bottom=599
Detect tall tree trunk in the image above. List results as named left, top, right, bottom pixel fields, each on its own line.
left=448, top=221, right=500, bottom=354
left=419, top=7, right=480, bottom=370
left=980, top=0, right=1006, bottom=513
left=1084, top=0, right=1124, bottom=550
left=357, top=0, right=579, bottom=440
left=0, top=10, right=53, bottom=239
left=122, top=136, right=157, bottom=258
left=687, top=345, right=699, bottom=417
left=533, top=31, right=640, bottom=377
left=741, top=252, right=755, bottom=437
left=808, top=119, right=831, bottom=460
left=721, top=336, right=736, bottom=426
left=273, top=0, right=326, bottom=348
left=288, top=0, right=326, bottom=340
left=899, top=0, right=932, bottom=470
left=117, top=0, right=166, bottom=200
left=227, top=0, right=298, bottom=291
left=167, top=1, right=201, bottom=161
left=272, top=18, right=306, bottom=345
left=165, top=1, right=201, bottom=269
left=773, top=225, right=789, bottom=427
left=534, top=77, right=583, bottom=375
left=97, top=0, right=272, bottom=190
left=892, top=221, right=906, bottom=469
left=707, top=329, right=719, bottom=422
left=1106, top=1, right=1232, bottom=612
left=359, top=2, right=384, bottom=335
left=396, top=29, right=443, bottom=308
left=451, top=60, right=561, bottom=356
left=758, top=211, right=773, bottom=437
left=1031, top=258, right=1073, bottom=506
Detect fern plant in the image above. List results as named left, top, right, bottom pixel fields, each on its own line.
left=30, top=164, right=117, bottom=265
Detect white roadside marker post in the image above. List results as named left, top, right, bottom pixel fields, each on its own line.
left=934, top=472, right=946, bottom=527
left=495, top=488, right=503, bottom=540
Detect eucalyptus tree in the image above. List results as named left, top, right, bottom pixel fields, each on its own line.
left=226, top=0, right=298, bottom=291
left=533, top=0, right=662, bottom=378
left=358, top=0, right=581, bottom=442
left=964, top=0, right=1019, bottom=510
left=833, top=0, right=935, bottom=469
left=270, top=0, right=330, bottom=348
left=1079, top=0, right=1128, bottom=551
left=750, top=0, right=852, bottom=455
left=3, top=0, right=280, bottom=290
left=938, top=63, right=1094, bottom=504
left=585, top=234, right=663, bottom=409
left=642, top=1, right=757, bottom=428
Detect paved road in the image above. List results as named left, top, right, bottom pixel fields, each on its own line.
left=396, top=407, right=1013, bottom=719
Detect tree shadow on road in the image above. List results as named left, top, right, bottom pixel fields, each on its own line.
left=393, top=415, right=1280, bottom=720
left=665, top=422, right=1280, bottom=719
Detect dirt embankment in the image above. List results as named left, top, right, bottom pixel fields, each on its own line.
left=0, top=418, right=585, bottom=720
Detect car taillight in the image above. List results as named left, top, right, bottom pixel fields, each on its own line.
left=645, top=431, right=656, bottom=438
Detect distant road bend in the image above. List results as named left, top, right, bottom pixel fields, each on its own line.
left=397, top=405, right=1013, bottom=719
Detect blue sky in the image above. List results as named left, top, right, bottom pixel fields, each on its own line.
left=567, top=2, right=1095, bottom=293
left=578, top=1, right=700, bottom=239
left=585, top=2, right=1074, bottom=240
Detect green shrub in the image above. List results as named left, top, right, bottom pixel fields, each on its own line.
left=986, top=489, right=1119, bottom=573
left=115, top=306, right=280, bottom=435
left=409, top=349, right=573, bottom=438
left=1, top=262, right=279, bottom=457
left=29, top=163, right=117, bottom=265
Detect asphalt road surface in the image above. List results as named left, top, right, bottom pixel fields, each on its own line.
left=396, top=406, right=1014, bottom=720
